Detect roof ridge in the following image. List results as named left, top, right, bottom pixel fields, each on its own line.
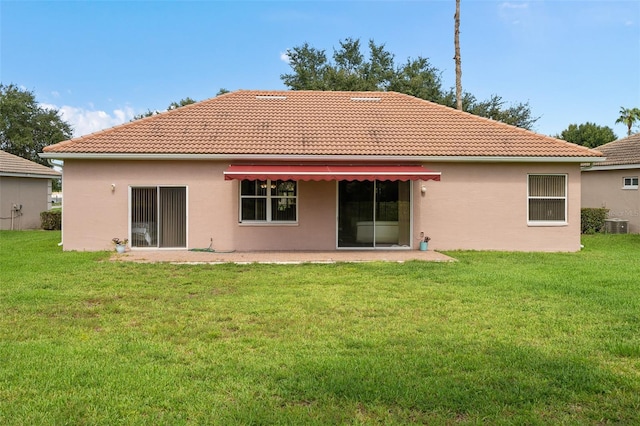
left=391, top=91, right=603, bottom=157
left=42, top=89, right=604, bottom=159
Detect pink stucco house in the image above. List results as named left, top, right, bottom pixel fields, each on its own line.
left=41, top=90, right=603, bottom=252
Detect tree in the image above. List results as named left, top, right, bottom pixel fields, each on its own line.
left=388, top=57, right=445, bottom=102
left=281, top=38, right=539, bottom=130
left=131, top=97, right=197, bottom=121
left=555, top=122, right=617, bottom=148
left=0, top=83, right=73, bottom=166
left=454, top=0, right=462, bottom=111
left=168, top=97, right=196, bottom=110
left=615, top=107, right=640, bottom=136
left=463, top=94, right=539, bottom=129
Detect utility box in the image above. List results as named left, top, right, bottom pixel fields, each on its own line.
left=604, top=218, right=629, bottom=234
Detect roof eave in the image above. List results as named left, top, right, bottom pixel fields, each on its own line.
left=0, top=171, right=61, bottom=179
left=39, top=152, right=605, bottom=163
left=582, top=163, right=640, bottom=171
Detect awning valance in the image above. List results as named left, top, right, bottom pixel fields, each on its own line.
left=223, top=165, right=441, bottom=181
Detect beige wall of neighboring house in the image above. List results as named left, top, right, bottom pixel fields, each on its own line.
left=61, top=159, right=582, bottom=252
left=582, top=169, right=640, bottom=233
left=0, top=176, right=52, bottom=230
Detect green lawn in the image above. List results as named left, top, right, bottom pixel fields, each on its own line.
left=1, top=231, right=639, bottom=425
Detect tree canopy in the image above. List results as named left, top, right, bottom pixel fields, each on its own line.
left=281, top=38, right=539, bottom=130
left=0, top=83, right=72, bottom=166
left=555, top=122, right=617, bottom=148
left=131, top=97, right=198, bottom=121
left=131, top=90, right=228, bottom=121
left=615, top=107, right=640, bottom=136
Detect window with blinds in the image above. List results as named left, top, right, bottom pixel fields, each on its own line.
left=131, top=186, right=187, bottom=248
left=528, top=174, right=567, bottom=223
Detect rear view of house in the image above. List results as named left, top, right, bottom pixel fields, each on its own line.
left=41, top=90, right=603, bottom=252
left=582, top=133, right=640, bottom=233
left=1, top=150, right=61, bottom=230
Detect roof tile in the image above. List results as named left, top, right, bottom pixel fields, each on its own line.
left=1, top=150, right=61, bottom=177
left=44, top=90, right=602, bottom=158
left=592, top=133, right=640, bottom=166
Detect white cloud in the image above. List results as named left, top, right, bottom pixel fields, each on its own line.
left=499, top=2, right=529, bottom=24
left=41, top=103, right=135, bottom=137
left=280, top=51, right=291, bottom=63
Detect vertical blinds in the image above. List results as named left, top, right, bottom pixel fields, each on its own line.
left=131, top=187, right=186, bottom=248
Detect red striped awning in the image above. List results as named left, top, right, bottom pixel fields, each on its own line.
left=223, top=165, right=441, bottom=181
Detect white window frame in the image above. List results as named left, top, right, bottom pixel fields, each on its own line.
left=239, top=179, right=298, bottom=224
left=527, top=174, right=568, bottom=226
left=622, top=176, right=639, bottom=190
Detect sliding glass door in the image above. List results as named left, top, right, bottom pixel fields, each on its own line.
left=131, top=186, right=187, bottom=248
left=338, top=180, right=411, bottom=248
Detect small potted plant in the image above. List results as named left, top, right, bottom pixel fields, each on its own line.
left=112, top=237, right=128, bottom=254
left=420, top=235, right=431, bottom=251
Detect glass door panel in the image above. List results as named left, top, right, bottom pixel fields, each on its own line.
left=131, top=186, right=186, bottom=248
left=338, top=180, right=411, bottom=249
left=338, top=181, right=374, bottom=248
left=375, top=181, right=411, bottom=247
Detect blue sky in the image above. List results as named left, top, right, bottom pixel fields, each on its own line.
left=2, top=0, right=639, bottom=139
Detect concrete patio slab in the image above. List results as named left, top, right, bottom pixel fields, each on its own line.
left=112, top=249, right=455, bottom=264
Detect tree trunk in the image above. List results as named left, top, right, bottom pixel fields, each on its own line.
left=454, top=0, right=462, bottom=110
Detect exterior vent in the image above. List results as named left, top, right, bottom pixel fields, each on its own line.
left=350, top=97, right=381, bottom=102
left=604, top=218, right=628, bottom=234
left=256, top=95, right=287, bottom=100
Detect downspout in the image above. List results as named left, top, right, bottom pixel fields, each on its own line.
left=46, top=159, right=64, bottom=247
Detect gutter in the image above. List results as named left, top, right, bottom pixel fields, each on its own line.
left=582, top=163, right=640, bottom=171
left=0, top=172, right=61, bottom=179
left=39, top=152, right=607, bottom=164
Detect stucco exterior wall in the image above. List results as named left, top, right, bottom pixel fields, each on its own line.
left=61, top=160, right=583, bottom=252
left=582, top=168, right=640, bottom=233
left=0, top=176, right=51, bottom=230
left=61, top=160, right=338, bottom=251
left=416, top=162, right=583, bottom=252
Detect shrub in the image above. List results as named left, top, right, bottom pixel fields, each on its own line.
left=40, top=209, right=62, bottom=230
left=581, top=207, right=608, bottom=234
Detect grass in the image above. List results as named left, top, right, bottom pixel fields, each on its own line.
left=1, top=231, right=639, bottom=424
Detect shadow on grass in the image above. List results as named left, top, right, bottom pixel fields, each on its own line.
left=274, top=339, right=636, bottom=422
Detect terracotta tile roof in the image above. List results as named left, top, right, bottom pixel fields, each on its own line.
left=591, top=133, right=640, bottom=166
left=44, top=90, right=602, bottom=158
left=0, top=150, right=61, bottom=177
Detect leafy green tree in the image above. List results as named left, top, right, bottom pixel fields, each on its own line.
left=388, top=57, right=445, bottom=102
left=132, top=97, right=198, bottom=121
left=168, top=97, right=196, bottom=110
left=281, top=43, right=329, bottom=91
left=281, top=38, right=539, bottom=130
left=0, top=83, right=72, bottom=166
left=555, top=122, right=617, bottom=148
left=615, top=107, right=640, bottom=136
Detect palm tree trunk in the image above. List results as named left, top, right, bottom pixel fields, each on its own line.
left=454, top=0, right=462, bottom=110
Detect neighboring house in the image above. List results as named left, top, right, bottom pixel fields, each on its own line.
left=0, top=150, right=61, bottom=230
left=582, top=133, right=640, bottom=233
left=41, top=90, right=603, bottom=252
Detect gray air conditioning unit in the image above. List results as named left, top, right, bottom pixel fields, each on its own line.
left=604, top=218, right=629, bottom=234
